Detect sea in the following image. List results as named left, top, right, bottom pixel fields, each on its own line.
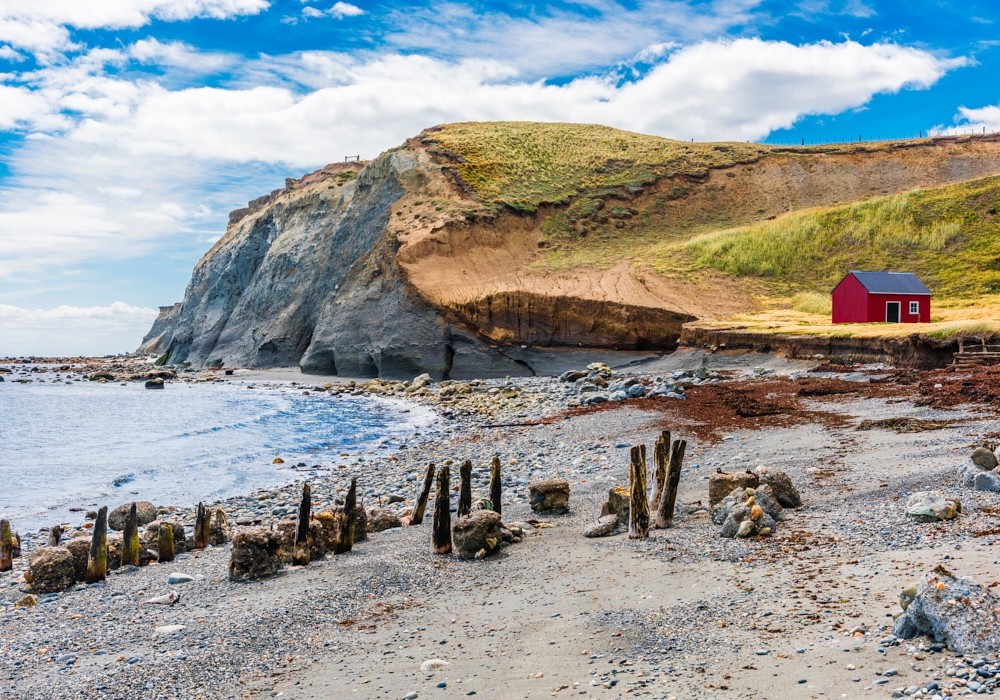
left=0, top=372, right=435, bottom=531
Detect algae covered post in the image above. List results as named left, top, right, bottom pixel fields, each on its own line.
left=121, top=503, right=140, bottom=567
left=85, top=506, right=108, bottom=584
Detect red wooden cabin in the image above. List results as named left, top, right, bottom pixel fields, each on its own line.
left=832, top=271, right=931, bottom=324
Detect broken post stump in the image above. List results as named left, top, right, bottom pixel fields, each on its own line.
left=410, top=463, right=436, bottom=526
left=0, top=519, right=12, bottom=571
left=334, top=477, right=358, bottom=555
left=649, top=430, right=670, bottom=512
left=433, top=464, right=452, bottom=554
left=47, top=524, right=62, bottom=548
left=121, top=503, right=140, bottom=567
left=629, top=445, right=650, bottom=539
left=490, top=456, right=502, bottom=516
left=194, top=502, right=211, bottom=550
left=293, top=482, right=311, bottom=566
left=85, top=506, right=108, bottom=584
left=157, top=523, right=175, bottom=563
left=458, top=460, right=472, bottom=518
left=655, top=439, right=687, bottom=529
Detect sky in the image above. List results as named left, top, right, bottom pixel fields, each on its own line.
left=1, top=0, right=999, bottom=356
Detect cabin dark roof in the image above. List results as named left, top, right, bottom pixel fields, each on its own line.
left=847, top=270, right=931, bottom=295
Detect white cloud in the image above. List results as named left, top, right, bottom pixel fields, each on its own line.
left=953, top=104, right=1000, bottom=134
left=330, top=2, right=364, bottom=18
left=0, top=302, right=159, bottom=356
left=128, top=38, right=234, bottom=72
left=0, top=44, right=25, bottom=61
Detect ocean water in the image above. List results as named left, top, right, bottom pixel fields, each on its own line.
left=0, top=376, right=434, bottom=530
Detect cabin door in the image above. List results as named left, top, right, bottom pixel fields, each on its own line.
left=886, top=302, right=900, bottom=323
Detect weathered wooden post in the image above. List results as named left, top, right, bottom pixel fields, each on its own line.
left=47, top=524, right=62, bottom=547
left=629, top=445, right=650, bottom=539
left=0, top=520, right=12, bottom=572
left=334, top=477, right=358, bottom=555
left=458, top=460, right=473, bottom=518
left=489, top=456, right=502, bottom=516
left=194, top=502, right=211, bottom=549
left=85, top=506, right=108, bottom=583
left=410, top=463, right=436, bottom=526
left=655, top=439, right=687, bottom=529
left=293, top=482, right=311, bottom=566
left=121, top=503, right=140, bottom=567
left=649, top=430, right=671, bottom=512
left=158, top=523, right=175, bottom=563
left=432, top=464, right=452, bottom=554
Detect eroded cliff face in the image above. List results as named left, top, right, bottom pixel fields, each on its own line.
left=142, top=126, right=1000, bottom=378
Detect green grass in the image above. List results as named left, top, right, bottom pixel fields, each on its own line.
left=791, top=291, right=832, bottom=315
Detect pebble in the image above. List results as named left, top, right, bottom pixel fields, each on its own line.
left=166, top=573, right=195, bottom=584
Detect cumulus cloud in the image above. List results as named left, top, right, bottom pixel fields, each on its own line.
left=0, top=302, right=159, bottom=357
left=953, top=105, right=1000, bottom=134
left=329, top=2, right=364, bottom=18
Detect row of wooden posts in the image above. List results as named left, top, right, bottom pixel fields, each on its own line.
left=0, top=501, right=215, bottom=581
left=629, top=430, right=687, bottom=538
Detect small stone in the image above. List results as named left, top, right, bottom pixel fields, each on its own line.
left=404, top=693, right=418, bottom=700
left=166, top=572, right=194, bottom=584
left=436, top=681, right=447, bottom=688
left=154, top=625, right=186, bottom=635
left=583, top=515, right=619, bottom=538
left=420, top=659, right=448, bottom=672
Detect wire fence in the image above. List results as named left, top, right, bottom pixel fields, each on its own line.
left=756, top=127, right=995, bottom=146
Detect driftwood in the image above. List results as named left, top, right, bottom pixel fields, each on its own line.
left=293, top=482, right=311, bottom=566
left=158, top=523, right=175, bottom=563
left=334, top=478, right=358, bottom=555
left=490, top=456, right=502, bottom=516
left=649, top=430, right=671, bottom=512
left=410, top=463, right=436, bottom=525
left=0, top=519, right=12, bottom=571
left=433, top=464, right=452, bottom=554
left=655, top=439, right=687, bottom=529
left=121, top=503, right=140, bottom=567
left=458, top=460, right=473, bottom=518
left=47, top=525, right=62, bottom=548
left=85, top=506, right=108, bottom=584
left=629, top=445, right=650, bottom=539
left=194, top=503, right=211, bottom=550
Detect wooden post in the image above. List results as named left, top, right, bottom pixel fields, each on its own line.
left=628, top=445, right=650, bottom=539
left=334, top=477, right=357, bottom=555
left=655, top=439, right=687, bottom=529
left=293, top=482, right=311, bottom=566
left=410, top=463, right=436, bottom=525
left=85, top=506, right=108, bottom=584
left=121, top=503, right=140, bottom=567
left=489, top=456, right=502, bottom=516
left=458, top=460, right=472, bottom=518
left=157, top=523, right=175, bottom=563
left=47, top=524, right=62, bottom=547
left=194, top=502, right=211, bottom=549
left=432, top=464, right=452, bottom=554
left=0, top=520, right=12, bottom=572
left=649, top=430, right=671, bottom=512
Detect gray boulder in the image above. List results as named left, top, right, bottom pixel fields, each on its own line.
left=972, top=447, right=999, bottom=470
left=906, top=492, right=961, bottom=522
left=229, top=529, right=283, bottom=582
left=452, top=510, right=502, bottom=559
left=893, top=567, right=1000, bottom=654
left=583, top=515, right=619, bottom=538
left=25, top=547, right=76, bottom=594
left=366, top=507, right=402, bottom=533
left=109, top=501, right=157, bottom=531
left=974, top=471, right=1000, bottom=492
left=755, top=467, right=801, bottom=508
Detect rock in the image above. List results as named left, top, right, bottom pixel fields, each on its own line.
left=974, top=471, right=1000, bottom=492
left=528, top=479, right=570, bottom=513
left=412, top=373, right=433, bottom=388
left=208, top=508, right=231, bottom=546
left=583, top=515, right=619, bottom=538
left=893, top=566, right=1000, bottom=654
left=420, top=659, right=448, bottom=672
left=229, top=529, right=283, bottom=582
left=25, top=547, right=76, bottom=594
left=144, top=378, right=164, bottom=389
left=385, top=494, right=405, bottom=505
left=64, top=537, right=91, bottom=581
left=906, top=492, right=961, bottom=522
left=559, top=370, right=589, bottom=382
left=971, top=447, right=999, bottom=470
left=15, top=595, right=37, bottom=608
left=753, top=485, right=785, bottom=522
left=626, top=383, right=646, bottom=398
left=167, top=572, right=195, bottom=584
left=755, top=467, right=801, bottom=508
left=366, top=507, right=402, bottom=533
left=601, top=486, right=630, bottom=520
left=709, top=471, right=758, bottom=507
left=155, top=625, right=186, bottom=635
left=452, top=510, right=502, bottom=559
left=109, top=502, right=157, bottom=531
left=719, top=498, right=776, bottom=539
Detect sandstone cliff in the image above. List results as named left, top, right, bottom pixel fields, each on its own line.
left=140, top=123, right=1000, bottom=378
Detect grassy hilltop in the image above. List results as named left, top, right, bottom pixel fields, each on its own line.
left=419, top=122, right=1000, bottom=339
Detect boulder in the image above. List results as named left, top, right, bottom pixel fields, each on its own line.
left=906, top=492, right=961, bottom=522
left=971, top=447, right=999, bottom=470
left=708, top=471, right=758, bottom=507
left=367, top=507, right=402, bottom=533
left=529, top=479, right=570, bottom=513
left=601, top=486, right=630, bottom=520
left=354, top=504, right=368, bottom=542
left=559, top=370, right=589, bottom=383
left=752, top=484, right=786, bottom=522
left=974, top=471, right=1000, bottom=492
left=229, top=529, right=283, bottom=581
left=452, top=510, right=502, bottom=559
left=718, top=491, right=778, bottom=539
left=314, top=512, right=339, bottom=552
left=209, top=508, right=231, bottom=546
left=893, top=566, right=1000, bottom=654
left=755, top=467, right=801, bottom=508
left=109, top=501, right=157, bottom=531
left=583, top=515, right=619, bottom=538
left=25, top=547, right=76, bottom=593
left=145, top=378, right=164, bottom=389
left=64, top=538, right=91, bottom=581
left=106, top=533, right=123, bottom=570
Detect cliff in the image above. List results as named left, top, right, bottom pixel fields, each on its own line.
left=140, top=123, right=1000, bottom=378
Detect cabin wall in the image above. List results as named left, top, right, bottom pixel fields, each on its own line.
left=832, top=274, right=869, bottom=323
left=867, top=293, right=931, bottom=323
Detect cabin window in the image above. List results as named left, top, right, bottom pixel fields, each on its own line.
left=909, top=301, right=919, bottom=315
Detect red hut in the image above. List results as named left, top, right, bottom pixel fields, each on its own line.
left=832, top=271, right=931, bottom=324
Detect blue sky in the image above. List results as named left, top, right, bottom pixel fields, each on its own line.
left=1, top=0, right=999, bottom=355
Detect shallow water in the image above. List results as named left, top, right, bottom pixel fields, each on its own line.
left=0, top=376, right=434, bottom=530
